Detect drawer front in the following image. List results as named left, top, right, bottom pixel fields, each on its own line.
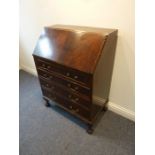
left=42, top=88, right=57, bottom=101
left=64, top=99, right=91, bottom=120
left=63, top=92, right=91, bottom=109
left=39, top=78, right=91, bottom=109
left=40, top=78, right=55, bottom=91
left=42, top=89, right=90, bottom=120
left=34, top=56, right=92, bottom=86
left=38, top=69, right=91, bottom=97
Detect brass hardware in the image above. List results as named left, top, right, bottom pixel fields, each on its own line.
left=43, top=74, right=47, bottom=77
left=71, top=99, right=74, bottom=102
left=74, top=86, right=79, bottom=90
left=71, top=98, right=79, bottom=103
left=74, top=75, right=78, bottom=79
left=68, top=94, right=72, bottom=98
left=75, top=98, right=79, bottom=101
left=75, top=109, right=79, bottom=112
left=51, top=86, right=55, bottom=90
left=49, top=76, right=53, bottom=79
left=67, top=83, right=71, bottom=87
left=66, top=72, right=70, bottom=76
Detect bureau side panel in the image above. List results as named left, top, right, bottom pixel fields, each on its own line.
left=93, top=31, right=118, bottom=102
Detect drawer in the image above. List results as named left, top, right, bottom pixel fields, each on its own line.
left=42, top=89, right=56, bottom=101
left=39, top=78, right=55, bottom=90
left=62, top=91, right=91, bottom=109
left=39, top=78, right=91, bottom=109
left=38, top=69, right=91, bottom=97
left=64, top=99, right=91, bottom=120
left=34, top=56, right=92, bottom=86
left=45, top=90, right=90, bottom=120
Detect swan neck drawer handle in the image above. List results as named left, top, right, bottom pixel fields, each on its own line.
left=67, top=83, right=71, bottom=87
left=68, top=94, right=72, bottom=98
left=75, top=109, right=79, bottom=113
left=69, top=105, right=73, bottom=109
left=74, top=86, right=79, bottom=90
left=74, top=76, right=78, bottom=79
left=43, top=74, right=47, bottom=77
left=49, top=76, right=53, bottom=79
left=75, top=98, right=79, bottom=101
left=47, top=65, right=51, bottom=69
left=42, top=64, right=45, bottom=67
left=46, top=84, right=50, bottom=88
left=66, top=72, right=70, bottom=76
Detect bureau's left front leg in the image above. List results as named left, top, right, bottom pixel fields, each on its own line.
left=43, top=97, right=50, bottom=107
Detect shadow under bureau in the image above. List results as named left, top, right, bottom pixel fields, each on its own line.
left=33, top=25, right=118, bottom=134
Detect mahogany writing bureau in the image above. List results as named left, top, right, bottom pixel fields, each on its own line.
left=33, top=25, right=117, bottom=134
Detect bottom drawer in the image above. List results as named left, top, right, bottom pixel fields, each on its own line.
left=42, top=89, right=90, bottom=120
left=42, top=88, right=57, bottom=101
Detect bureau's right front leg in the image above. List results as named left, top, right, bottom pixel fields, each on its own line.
left=86, top=124, right=94, bottom=134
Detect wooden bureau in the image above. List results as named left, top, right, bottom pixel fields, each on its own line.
left=33, top=25, right=118, bottom=134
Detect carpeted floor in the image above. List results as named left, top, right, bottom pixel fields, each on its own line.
left=19, top=70, right=135, bottom=155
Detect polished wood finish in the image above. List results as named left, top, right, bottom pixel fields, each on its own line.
left=33, top=25, right=115, bottom=74
left=33, top=25, right=118, bottom=134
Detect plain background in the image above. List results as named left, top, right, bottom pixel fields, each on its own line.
left=0, top=0, right=155, bottom=155
left=19, top=0, right=135, bottom=119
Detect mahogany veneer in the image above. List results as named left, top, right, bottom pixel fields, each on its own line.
left=33, top=25, right=118, bottom=134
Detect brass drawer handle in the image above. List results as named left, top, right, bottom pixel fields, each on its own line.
left=71, top=99, right=75, bottom=102
left=42, top=84, right=51, bottom=88
left=47, top=65, right=51, bottom=69
left=68, top=94, right=72, bottom=98
left=74, top=76, right=78, bottom=79
left=74, top=86, right=79, bottom=90
left=67, top=83, right=71, bottom=87
left=75, top=109, right=79, bottom=113
left=46, top=84, right=50, bottom=87
left=42, top=64, right=45, bottom=67
left=69, top=106, right=79, bottom=113
left=43, top=74, right=52, bottom=80
left=69, top=105, right=73, bottom=109
left=67, top=84, right=79, bottom=91
left=66, top=72, right=70, bottom=76
left=71, top=98, right=79, bottom=103
left=68, top=94, right=79, bottom=102
left=75, top=98, right=79, bottom=101
left=43, top=74, right=47, bottom=77
left=49, top=75, right=53, bottom=79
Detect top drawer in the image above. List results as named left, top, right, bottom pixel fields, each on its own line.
left=33, top=56, right=92, bottom=87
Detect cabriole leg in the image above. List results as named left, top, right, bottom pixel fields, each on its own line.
left=86, top=124, right=94, bottom=134
left=43, top=98, right=50, bottom=107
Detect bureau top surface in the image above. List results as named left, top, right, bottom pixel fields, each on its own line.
left=33, top=25, right=117, bottom=74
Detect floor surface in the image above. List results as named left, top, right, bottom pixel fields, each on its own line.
left=19, top=70, right=135, bottom=155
